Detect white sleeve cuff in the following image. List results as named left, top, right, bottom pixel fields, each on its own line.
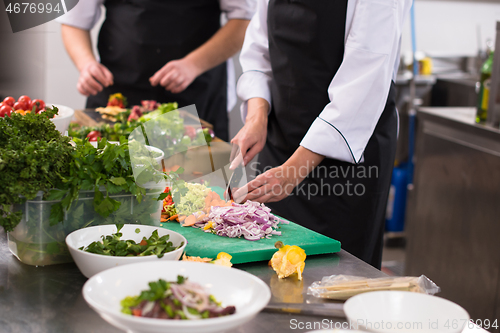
left=300, top=117, right=360, bottom=164
left=236, top=71, right=272, bottom=123
left=226, top=9, right=255, bottom=20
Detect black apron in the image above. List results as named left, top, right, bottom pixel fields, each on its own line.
left=260, top=0, right=397, bottom=268
left=87, top=0, right=229, bottom=141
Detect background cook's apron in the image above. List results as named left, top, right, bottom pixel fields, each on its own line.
left=259, top=0, right=398, bottom=268
left=87, top=0, right=229, bottom=141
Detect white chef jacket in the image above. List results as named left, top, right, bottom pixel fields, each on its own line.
left=237, top=0, right=412, bottom=163
left=57, top=0, right=256, bottom=112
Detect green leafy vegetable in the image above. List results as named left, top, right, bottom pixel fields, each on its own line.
left=120, top=276, right=235, bottom=320
left=0, top=107, right=73, bottom=232
left=79, top=224, right=184, bottom=258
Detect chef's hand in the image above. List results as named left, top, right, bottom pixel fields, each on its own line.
left=77, top=61, right=114, bottom=96
left=150, top=58, right=200, bottom=94
left=230, top=98, right=269, bottom=169
left=233, top=146, right=325, bottom=203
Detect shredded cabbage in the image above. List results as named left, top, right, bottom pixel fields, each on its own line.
left=174, top=183, right=211, bottom=216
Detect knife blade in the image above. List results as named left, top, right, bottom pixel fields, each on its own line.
left=225, top=163, right=244, bottom=201
left=225, top=145, right=244, bottom=201
left=263, top=302, right=346, bottom=318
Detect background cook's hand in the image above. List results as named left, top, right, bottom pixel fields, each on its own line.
left=77, top=61, right=114, bottom=96
left=149, top=58, right=200, bottom=94
left=230, top=98, right=269, bottom=168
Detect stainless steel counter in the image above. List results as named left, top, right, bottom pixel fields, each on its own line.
left=405, top=107, right=500, bottom=329
left=0, top=230, right=385, bottom=333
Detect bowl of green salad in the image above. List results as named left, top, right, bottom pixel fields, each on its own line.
left=66, top=224, right=186, bottom=278
left=82, top=261, right=271, bottom=333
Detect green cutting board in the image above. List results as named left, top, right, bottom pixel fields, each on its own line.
left=161, top=219, right=341, bottom=264
left=159, top=187, right=340, bottom=264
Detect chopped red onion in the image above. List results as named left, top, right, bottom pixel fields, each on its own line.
left=199, top=200, right=284, bottom=241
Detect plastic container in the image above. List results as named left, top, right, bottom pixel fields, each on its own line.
left=7, top=186, right=164, bottom=266
left=49, top=104, right=75, bottom=134
left=385, top=165, right=408, bottom=232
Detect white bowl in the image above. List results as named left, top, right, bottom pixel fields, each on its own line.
left=344, top=291, right=470, bottom=333
left=66, top=224, right=186, bottom=278
left=82, top=261, right=271, bottom=333
left=49, top=104, right=75, bottom=134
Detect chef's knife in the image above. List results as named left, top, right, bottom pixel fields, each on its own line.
left=263, top=303, right=346, bottom=318
left=225, top=145, right=244, bottom=201
left=225, top=163, right=244, bottom=201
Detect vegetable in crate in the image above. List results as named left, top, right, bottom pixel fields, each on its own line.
left=0, top=107, right=73, bottom=232
left=48, top=137, right=166, bottom=226
left=7, top=138, right=168, bottom=265
left=121, top=276, right=236, bottom=319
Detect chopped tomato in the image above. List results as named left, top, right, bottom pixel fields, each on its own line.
left=139, top=239, right=148, bottom=246
left=132, top=309, right=142, bottom=317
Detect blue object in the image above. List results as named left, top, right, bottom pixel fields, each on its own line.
left=385, top=164, right=408, bottom=232
left=385, top=1, right=417, bottom=232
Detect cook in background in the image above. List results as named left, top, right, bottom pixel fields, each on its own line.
left=232, top=0, right=412, bottom=268
left=57, top=0, right=256, bottom=141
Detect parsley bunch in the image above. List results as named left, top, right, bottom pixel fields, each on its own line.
left=0, top=108, right=73, bottom=232
left=46, top=137, right=166, bottom=227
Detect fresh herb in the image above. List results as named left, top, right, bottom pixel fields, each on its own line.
left=177, top=275, right=186, bottom=284
left=80, top=224, right=184, bottom=258
left=47, top=136, right=166, bottom=226
left=0, top=107, right=73, bottom=232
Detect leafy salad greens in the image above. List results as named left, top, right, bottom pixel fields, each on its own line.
left=80, top=224, right=184, bottom=258
left=121, top=276, right=235, bottom=319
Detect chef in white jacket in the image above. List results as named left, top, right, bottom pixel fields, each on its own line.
left=232, top=0, right=412, bottom=268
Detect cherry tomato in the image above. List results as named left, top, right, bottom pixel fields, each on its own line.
left=13, top=102, right=26, bottom=110
left=18, top=95, right=31, bottom=107
left=3, top=97, right=15, bottom=107
left=86, top=130, right=102, bottom=141
left=0, top=105, right=13, bottom=117
left=31, top=99, right=45, bottom=113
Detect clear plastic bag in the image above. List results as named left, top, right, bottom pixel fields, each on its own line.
left=307, top=274, right=440, bottom=301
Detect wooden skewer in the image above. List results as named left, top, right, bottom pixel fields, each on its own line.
left=320, top=282, right=414, bottom=301
left=311, top=277, right=415, bottom=290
